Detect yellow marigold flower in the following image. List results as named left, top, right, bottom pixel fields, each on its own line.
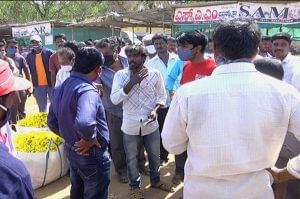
left=13, top=131, right=64, bottom=153
left=17, top=112, right=48, bottom=128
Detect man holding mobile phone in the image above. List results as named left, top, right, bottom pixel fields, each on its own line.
left=111, top=44, right=174, bottom=199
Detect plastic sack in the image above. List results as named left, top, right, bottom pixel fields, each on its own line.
left=14, top=139, right=69, bottom=189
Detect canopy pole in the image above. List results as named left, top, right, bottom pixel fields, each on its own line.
left=132, top=26, right=135, bottom=44
left=163, top=9, right=165, bottom=33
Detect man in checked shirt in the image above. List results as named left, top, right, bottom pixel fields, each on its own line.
left=111, top=44, right=174, bottom=199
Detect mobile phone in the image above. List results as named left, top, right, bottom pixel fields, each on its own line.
left=143, top=118, right=155, bottom=126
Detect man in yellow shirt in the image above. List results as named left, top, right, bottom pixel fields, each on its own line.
left=26, top=35, right=54, bottom=112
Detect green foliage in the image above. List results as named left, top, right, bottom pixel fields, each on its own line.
left=0, top=1, right=196, bottom=24
left=0, top=1, right=107, bottom=23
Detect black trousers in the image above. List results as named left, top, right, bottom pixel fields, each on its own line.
left=157, top=107, right=169, bottom=162
left=175, top=151, right=187, bottom=176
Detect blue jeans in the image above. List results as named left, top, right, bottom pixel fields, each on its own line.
left=66, top=145, right=111, bottom=199
left=33, top=86, right=52, bottom=112
left=106, top=111, right=147, bottom=176
left=123, top=129, right=160, bottom=189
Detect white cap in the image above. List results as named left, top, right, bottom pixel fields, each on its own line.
left=142, top=34, right=154, bottom=42
left=30, top=35, right=42, bottom=43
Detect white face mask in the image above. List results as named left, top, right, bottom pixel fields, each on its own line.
left=145, top=45, right=156, bottom=54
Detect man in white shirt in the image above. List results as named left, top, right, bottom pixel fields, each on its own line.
left=162, top=19, right=300, bottom=199
left=271, top=32, right=300, bottom=90
left=110, top=44, right=173, bottom=198
left=145, top=33, right=179, bottom=164
left=271, top=32, right=300, bottom=198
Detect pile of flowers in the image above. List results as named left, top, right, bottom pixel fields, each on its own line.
left=17, top=112, right=48, bottom=128
left=13, top=131, right=63, bottom=153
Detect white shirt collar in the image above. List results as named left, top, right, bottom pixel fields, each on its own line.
left=212, top=62, right=257, bottom=76
left=152, top=52, right=178, bottom=61
left=282, top=53, right=293, bottom=64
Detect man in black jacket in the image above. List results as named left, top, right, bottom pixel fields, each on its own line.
left=26, top=35, right=54, bottom=112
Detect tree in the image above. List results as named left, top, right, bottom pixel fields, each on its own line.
left=0, top=0, right=197, bottom=24
left=0, top=1, right=107, bottom=23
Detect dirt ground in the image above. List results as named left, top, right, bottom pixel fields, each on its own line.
left=34, top=159, right=183, bottom=199
left=25, top=96, right=183, bottom=199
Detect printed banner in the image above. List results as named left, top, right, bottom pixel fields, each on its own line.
left=12, top=23, right=51, bottom=38
left=285, top=2, right=300, bottom=23
left=173, top=4, right=238, bottom=24
left=174, top=2, right=300, bottom=24
left=239, top=2, right=295, bottom=23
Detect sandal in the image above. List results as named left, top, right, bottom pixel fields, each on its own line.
left=130, top=188, right=144, bottom=199
left=151, top=181, right=175, bottom=193
left=118, top=174, right=129, bottom=184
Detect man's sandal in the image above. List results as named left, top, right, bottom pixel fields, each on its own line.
left=151, top=181, right=175, bottom=193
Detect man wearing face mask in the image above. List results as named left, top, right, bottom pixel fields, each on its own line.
left=0, top=41, right=18, bottom=75
left=169, top=30, right=216, bottom=186
left=6, top=39, right=32, bottom=124
left=26, top=35, right=54, bottom=112
left=95, top=38, right=150, bottom=183
left=0, top=60, right=34, bottom=198
left=142, top=34, right=156, bottom=65
left=177, top=30, right=216, bottom=85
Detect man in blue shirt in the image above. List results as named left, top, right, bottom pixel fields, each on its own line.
left=48, top=47, right=111, bottom=199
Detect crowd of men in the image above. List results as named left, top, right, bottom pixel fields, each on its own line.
left=1, top=18, right=300, bottom=199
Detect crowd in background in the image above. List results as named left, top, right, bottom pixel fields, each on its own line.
left=1, top=18, right=300, bottom=199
